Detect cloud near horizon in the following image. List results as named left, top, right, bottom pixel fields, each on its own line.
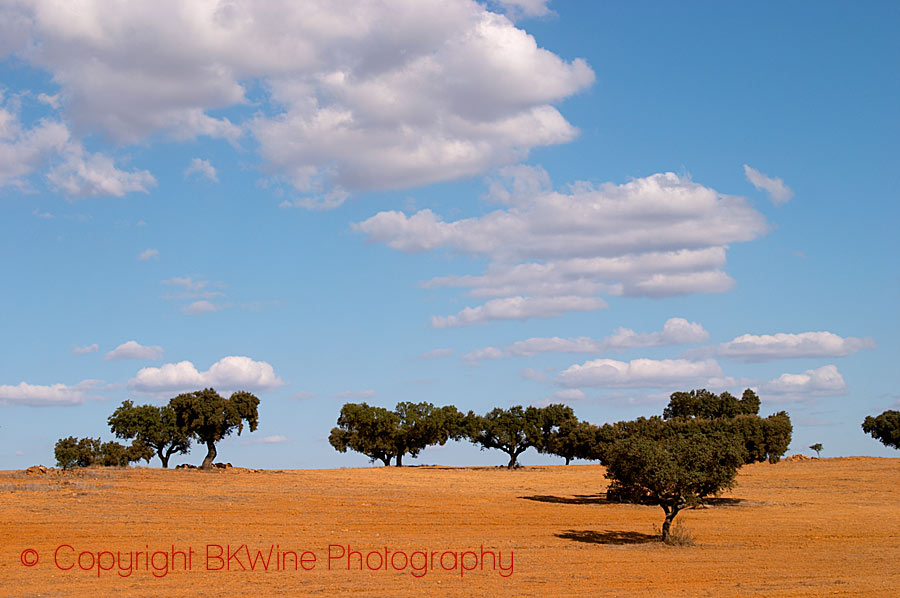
left=0, top=379, right=104, bottom=407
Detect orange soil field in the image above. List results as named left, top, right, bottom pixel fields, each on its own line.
left=1, top=457, right=898, bottom=597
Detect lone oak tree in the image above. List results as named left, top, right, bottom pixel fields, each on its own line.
left=862, top=410, right=900, bottom=450
left=108, top=400, right=191, bottom=468
left=604, top=428, right=744, bottom=542
left=169, top=388, right=260, bottom=470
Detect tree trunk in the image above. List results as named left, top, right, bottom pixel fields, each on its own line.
left=379, top=456, right=390, bottom=466
left=201, top=440, right=217, bottom=470
left=159, top=449, right=169, bottom=469
left=395, top=453, right=403, bottom=467
left=564, top=456, right=571, bottom=465
left=507, top=452, right=517, bottom=469
left=661, top=505, right=680, bottom=542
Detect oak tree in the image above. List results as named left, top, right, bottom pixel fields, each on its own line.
left=604, top=427, right=744, bottom=542
left=169, top=388, right=260, bottom=470
left=862, top=410, right=900, bottom=450
left=108, top=400, right=191, bottom=468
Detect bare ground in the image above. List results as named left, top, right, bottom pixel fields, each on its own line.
left=1, top=457, right=898, bottom=597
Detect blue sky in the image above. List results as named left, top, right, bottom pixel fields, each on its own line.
left=1, top=0, right=897, bottom=469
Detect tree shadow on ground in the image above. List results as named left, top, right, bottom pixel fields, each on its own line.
left=519, top=494, right=607, bottom=505
left=556, top=530, right=659, bottom=545
left=697, top=497, right=744, bottom=507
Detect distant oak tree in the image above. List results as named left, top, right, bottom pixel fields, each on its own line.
left=862, top=410, right=900, bottom=450
left=108, top=400, right=191, bottom=468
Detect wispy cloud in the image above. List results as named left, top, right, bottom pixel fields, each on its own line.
left=743, top=164, right=794, bottom=205
left=104, top=340, right=164, bottom=361
left=184, top=158, right=218, bottom=182
left=72, top=343, right=98, bottom=355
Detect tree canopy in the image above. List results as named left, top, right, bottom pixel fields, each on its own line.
left=663, top=388, right=761, bottom=420
left=54, top=436, right=153, bottom=469
left=108, top=400, right=191, bottom=468
left=329, top=402, right=467, bottom=466
left=603, top=425, right=745, bottom=542
left=169, top=388, right=260, bottom=470
left=862, top=410, right=900, bottom=450
left=467, top=405, right=565, bottom=468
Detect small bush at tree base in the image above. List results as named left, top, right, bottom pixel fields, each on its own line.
left=654, top=521, right=695, bottom=546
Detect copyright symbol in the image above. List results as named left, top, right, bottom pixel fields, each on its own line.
left=20, top=549, right=39, bottom=567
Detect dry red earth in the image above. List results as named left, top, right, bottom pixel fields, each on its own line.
left=2, top=457, right=898, bottom=597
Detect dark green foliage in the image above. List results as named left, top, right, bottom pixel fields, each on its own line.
left=760, top=411, right=792, bottom=463
left=54, top=436, right=98, bottom=469
left=663, top=388, right=760, bottom=420
left=329, top=402, right=468, bottom=466
left=108, top=400, right=192, bottom=468
left=392, top=402, right=468, bottom=466
left=532, top=404, right=594, bottom=465
left=604, top=425, right=745, bottom=542
left=169, top=388, right=260, bottom=470
left=329, top=403, right=399, bottom=466
left=54, top=436, right=153, bottom=469
left=809, top=443, right=823, bottom=458
left=862, top=410, right=900, bottom=450
left=661, top=389, right=790, bottom=464
left=467, top=405, right=547, bottom=468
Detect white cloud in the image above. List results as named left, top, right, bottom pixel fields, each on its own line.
left=182, top=300, right=225, bottom=315
left=415, top=348, right=454, bottom=359
left=433, top=295, right=606, bottom=328
left=46, top=145, right=156, bottom=197
left=519, top=368, right=548, bottom=382
left=250, top=435, right=290, bottom=444
left=162, top=276, right=213, bottom=294
left=550, top=388, right=585, bottom=401
left=129, top=355, right=285, bottom=394
left=32, top=208, right=53, bottom=219
left=3, top=0, right=593, bottom=197
left=291, top=391, right=317, bottom=400
left=0, top=94, right=155, bottom=196
left=332, top=389, right=377, bottom=399
left=759, top=365, right=847, bottom=400
left=508, top=318, right=708, bottom=357
left=743, top=164, right=794, bottom=205
left=72, top=343, right=98, bottom=355
left=104, top=340, right=164, bottom=361
left=0, top=379, right=103, bottom=407
left=707, top=331, right=876, bottom=362
left=37, top=92, right=60, bottom=109
left=465, top=318, right=708, bottom=361
left=138, top=248, right=159, bottom=261
left=359, top=170, right=768, bottom=324
left=185, top=158, right=218, bottom=182
left=555, top=358, right=723, bottom=388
